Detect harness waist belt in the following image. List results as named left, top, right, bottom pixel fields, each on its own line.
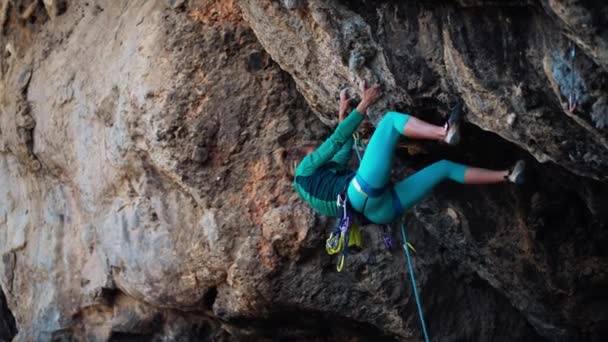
left=353, top=174, right=385, bottom=197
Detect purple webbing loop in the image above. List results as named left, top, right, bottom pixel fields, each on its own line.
left=383, top=234, right=394, bottom=250
left=340, top=215, right=350, bottom=234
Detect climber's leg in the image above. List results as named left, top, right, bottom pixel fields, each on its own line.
left=403, top=116, right=446, bottom=141
left=348, top=111, right=451, bottom=215
left=393, top=160, right=508, bottom=212
left=348, top=111, right=409, bottom=216
left=462, top=166, right=509, bottom=184
left=403, top=100, right=464, bottom=144
left=348, top=108, right=470, bottom=221
left=352, top=105, right=462, bottom=190
left=354, top=111, right=411, bottom=188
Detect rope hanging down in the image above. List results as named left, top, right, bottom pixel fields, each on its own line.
left=400, top=222, right=430, bottom=342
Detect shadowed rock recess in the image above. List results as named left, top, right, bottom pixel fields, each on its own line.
left=0, top=0, right=606, bottom=341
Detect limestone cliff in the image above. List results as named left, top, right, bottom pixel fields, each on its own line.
left=0, top=0, right=606, bottom=341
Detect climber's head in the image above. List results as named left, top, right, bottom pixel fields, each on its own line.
left=283, top=142, right=318, bottom=177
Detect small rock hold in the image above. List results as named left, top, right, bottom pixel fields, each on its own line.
left=282, top=0, right=304, bottom=10
left=0, top=0, right=10, bottom=34
left=96, top=87, right=119, bottom=127
left=2, top=252, right=15, bottom=292
left=446, top=207, right=459, bottom=222
left=16, top=65, right=33, bottom=93
left=16, top=127, right=32, bottom=144
left=42, top=0, right=67, bottom=19
left=5, top=42, right=15, bottom=57
left=17, top=103, right=30, bottom=117
left=20, top=0, right=38, bottom=20
left=246, top=50, right=265, bottom=72
left=506, top=113, right=517, bottom=127
left=192, top=145, right=209, bottom=163
left=167, top=0, right=186, bottom=9
left=590, top=96, right=608, bottom=129
left=29, top=159, right=41, bottom=171
left=349, top=50, right=366, bottom=72
left=16, top=114, right=35, bottom=130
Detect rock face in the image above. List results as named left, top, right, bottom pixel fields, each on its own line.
left=0, top=0, right=321, bottom=339
left=0, top=0, right=606, bottom=341
left=239, top=0, right=608, bottom=182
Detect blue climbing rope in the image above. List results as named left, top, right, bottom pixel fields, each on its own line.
left=400, top=222, right=430, bottom=342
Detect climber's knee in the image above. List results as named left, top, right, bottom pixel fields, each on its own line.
left=383, top=111, right=411, bottom=133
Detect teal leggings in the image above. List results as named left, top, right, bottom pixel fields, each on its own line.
left=347, top=112, right=467, bottom=224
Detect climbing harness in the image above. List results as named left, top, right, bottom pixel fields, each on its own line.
left=568, top=45, right=577, bottom=113
left=400, top=221, right=430, bottom=342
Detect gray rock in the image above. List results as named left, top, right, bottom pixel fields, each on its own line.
left=167, top=0, right=186, bottom=10
left=42, top=0, right=67, bottom=19
left=282, top=0, right=303, bottom=10
left=348, top=49, right=366, bottom=72
left=591, top=96, right=608, bottom=129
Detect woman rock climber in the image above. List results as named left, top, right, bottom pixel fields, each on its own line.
left=291, top=82, right=525, bottom=224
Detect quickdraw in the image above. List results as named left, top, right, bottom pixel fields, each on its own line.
left=325, top=192, right=361, bottom=272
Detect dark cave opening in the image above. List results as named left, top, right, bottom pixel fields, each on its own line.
left=0, top=287, right=17, bottom=342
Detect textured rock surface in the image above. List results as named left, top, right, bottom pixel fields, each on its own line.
left=238, top=0, right=608, bottom=182
left=0, top=0, right=322, bottom=339
left=0, top=0, right=606, bottom=341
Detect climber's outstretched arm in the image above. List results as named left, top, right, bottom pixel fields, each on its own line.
left=331, top=89, right=356, bottom=166
left=296, top=82, right=383, bottom=176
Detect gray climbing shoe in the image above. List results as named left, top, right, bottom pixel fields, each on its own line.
left=444, top=101, right=463, bottom=145
left=508, top=160, right=526, bottom=184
